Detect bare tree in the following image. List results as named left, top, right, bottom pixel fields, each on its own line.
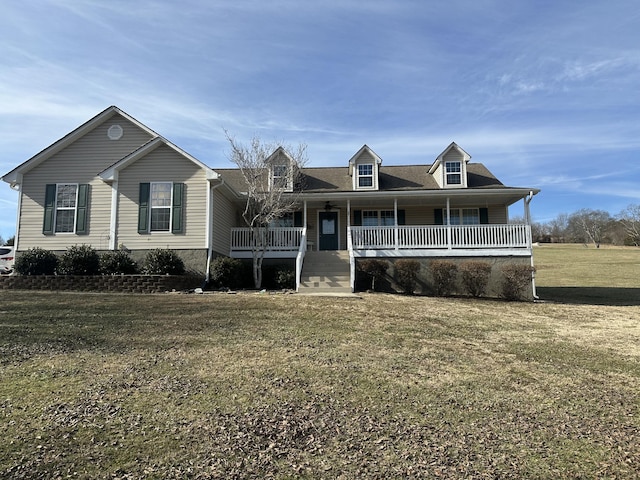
left=567, top=209, right=613, bottom=248
left=618, top=204, right=640, bottom=246
left=547, top=213, right=569, bottom=243
left=226, top=132, right=307, bottom=288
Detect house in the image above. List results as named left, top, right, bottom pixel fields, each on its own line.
left=2, top=106, right=540, bottom=296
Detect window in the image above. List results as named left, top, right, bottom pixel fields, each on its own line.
left=43, top=183, right=89, bottom=235
left=357, top=164, right=374, bottom=188
left=355, top=210, right=404, bottom=226
left=380, top=210, right=395, bottom=226
left=362, top=211, right=379, bottom=226
left=138, top=182, right=184, bottom=234
left=272, top=164, right=289, bottom=189
left=445, top=161, right=462, bottom=185
left=55, top=184, right=77, bottom=233
left=449, top=208, right=479, bottom=225
left=150, top=182, right=172, bottom=231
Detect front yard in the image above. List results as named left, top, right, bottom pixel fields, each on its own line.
left=1, top=285, right=639, bottom=478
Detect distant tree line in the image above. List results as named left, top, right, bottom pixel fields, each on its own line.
left=512, top=204, right=640, bottom=248
left=0, top=235, right=15, bottom=246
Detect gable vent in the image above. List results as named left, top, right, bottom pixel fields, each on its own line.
left=107, top=124, right=123, bottom=140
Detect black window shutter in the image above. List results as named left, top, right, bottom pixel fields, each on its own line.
left=353, top=210, right=362, bottom=226
left=76, top=184, right=89, bottom=234
left=397, top=209, right=406, bottom=226
left=138, top=183, right=150, bottom=233
left=43, top=184, right=56, bottom=234
left=172, top=183, right=184, bottom=234
left=434, top=208, right=444, bottom=225
left=480, top=207, right=489, bottom=224
left=293, top=211, right=303, bottom=227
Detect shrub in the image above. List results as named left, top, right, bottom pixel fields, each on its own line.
left=501, top=264, right=536, bottom=301
left=142, top=249, right=185, bottom=275
left=394, top=259, right=421, bottom=294
left=58, top=245, right=100, bottom=275
left=14, top=247, right=58, bottom=275
left=358, top=259, right=389, bottom=291
left=99, top=250, right=138, bottom=275
left=209, top=256, right=244, bottom=288
left=275, top=267, right=295, bottom=290
left=459, top=261, right=492, bottom=297
left=430, top=260, right=458, bottom=296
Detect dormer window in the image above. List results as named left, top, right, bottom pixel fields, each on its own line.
left=445, top=161, right=462, bottom=185
left=349, top=145, right=382, bottom=190
left=272, top=164, right=289, bottom=189
left=429, top=143, right=471, bottom=189
left=357, top=164, right=374, bottom=188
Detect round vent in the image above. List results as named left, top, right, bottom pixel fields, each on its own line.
left=107, top=124, right=123, bottom=140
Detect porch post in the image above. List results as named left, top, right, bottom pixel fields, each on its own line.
left=394, top=197, right=399, bottom=250
left=446, top=197, right=452, bottom=250
left=346, top=199, right=351, bottom=249
left=304, top=200, right=308, bottom=227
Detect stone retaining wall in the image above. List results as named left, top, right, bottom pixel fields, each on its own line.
left=0, top=274, right=204, bottom=293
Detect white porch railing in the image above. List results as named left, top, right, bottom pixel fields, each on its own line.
left=230, top=227, right=305, bottom=252
left=350, top=224, right=531, bottom=250
left=231, top=227, right=304, bottom=252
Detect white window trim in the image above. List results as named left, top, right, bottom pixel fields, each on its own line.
left=356, top=163, right=375, bottom=190
left=149, top=181, right=173, bottom=233
left=54, top=183, right=79, bottom=234
left=444, top=161, right=463, bottom=187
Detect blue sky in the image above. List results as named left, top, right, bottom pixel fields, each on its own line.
left=2, top=0, right=639, bottom=239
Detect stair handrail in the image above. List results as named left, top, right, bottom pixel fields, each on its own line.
left=295, top=227, right=307, bottom=292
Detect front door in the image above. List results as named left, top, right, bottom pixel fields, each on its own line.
left=318, top=211, right=339, bottom=250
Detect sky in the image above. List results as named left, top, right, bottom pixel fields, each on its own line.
left=1, top=0, right=640, bottom=239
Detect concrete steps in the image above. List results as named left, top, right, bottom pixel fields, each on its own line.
left=298, top=251, right=352, bottom=293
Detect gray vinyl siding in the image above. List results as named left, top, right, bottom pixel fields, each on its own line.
left=431, top=163, right=443, bottom=187
left=17, top=115, right=153, bottom=251
left=211, top=188, right=235, bottom=255
left=116, top=144, right=208, bottom=249
left=442, top=149, right=465, bottom=163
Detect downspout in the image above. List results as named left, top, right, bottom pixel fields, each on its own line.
left=524, top=191, right=538, bottom=300
left=205, top=179, right=225, bottom=284
left=10, top=179, right=22, bottom=254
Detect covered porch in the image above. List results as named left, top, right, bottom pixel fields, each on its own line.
left=229, top=189, right=537, bottom=257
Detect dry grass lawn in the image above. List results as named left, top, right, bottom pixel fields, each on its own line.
left=1, top=245, right=639, bottom=478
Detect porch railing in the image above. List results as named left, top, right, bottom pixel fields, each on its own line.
left=349, top=224, right=531, bottom=250
left=230, top=227, right=305, bottom=252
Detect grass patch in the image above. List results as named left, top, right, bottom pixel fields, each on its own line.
left=534, top=244, right=640, bottom=305
left=1, top=291, right=640, bottom=478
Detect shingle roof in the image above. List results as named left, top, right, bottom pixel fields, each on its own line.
left=214, top=163, right=503, bottom=194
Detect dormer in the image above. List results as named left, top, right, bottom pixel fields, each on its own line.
left=428, top=142, right=471, bottom=189
left=348, top=145, right=382, bottom=191
left=266, top=147, right=294, bottom=192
